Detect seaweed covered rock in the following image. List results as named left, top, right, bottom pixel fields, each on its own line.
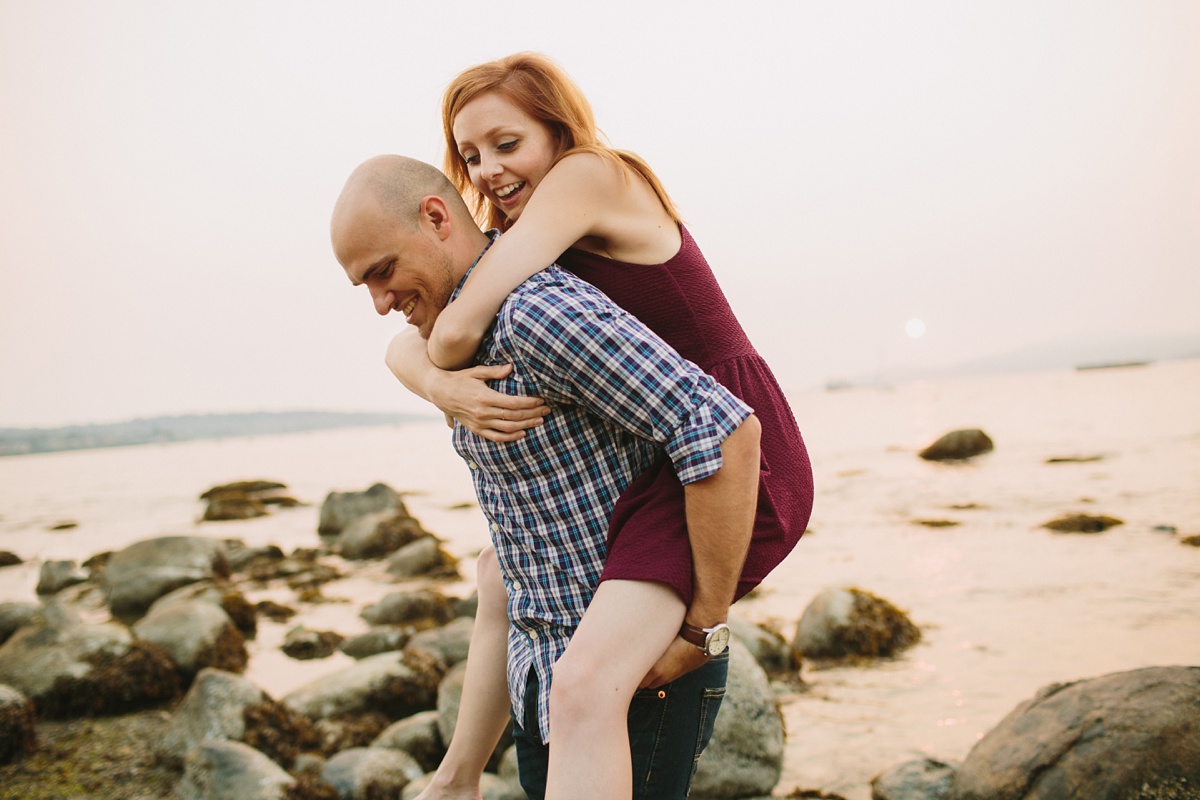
left=0, top=619, right=180, bottom=717
left=283, top=649, right=444, bottom=721
left=100, top=536, right=230, bottom=621
left=133, top=599, right=247, bottom=679
left=282, top=626, right=345, bottom=661
left=794, top=587, right=921, bottom=661
left=201, top=480, right=296, bottom=522
left=0, top=683, right=37, bottom=765
left=919, top=429, right=994, bottom=461
left=386, top=536, right=460, bottom=579
left=149, top=580, right=258, bottom=637
left=947, top=666, right=1200, bottom=800
left=361, top=589, right=458, bottom=629
left=691, top=639, right=785, bottom=799
left=340, top=509, right=431, bottom=561
left=158, top=668, right=267, bottom=767
left=340, top=626, right=411, bottom=660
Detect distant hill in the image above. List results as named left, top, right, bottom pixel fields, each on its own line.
left=0, top=411, right=434, bottom=457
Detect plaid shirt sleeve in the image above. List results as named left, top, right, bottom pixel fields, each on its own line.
left=499, top=269, right=752, bottom=484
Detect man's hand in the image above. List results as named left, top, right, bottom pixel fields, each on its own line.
left=638, top=637, right=711, bottom=689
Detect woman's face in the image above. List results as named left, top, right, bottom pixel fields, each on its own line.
left=453, top=91, right=559, bottom=223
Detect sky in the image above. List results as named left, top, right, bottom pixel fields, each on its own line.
left=1, top=0, right=1197, bottom=428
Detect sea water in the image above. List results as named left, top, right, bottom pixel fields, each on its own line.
left=2, top=359, right=1198, bottom=798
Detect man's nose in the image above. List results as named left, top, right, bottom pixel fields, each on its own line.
left=372, top=287, right=394, bottom=316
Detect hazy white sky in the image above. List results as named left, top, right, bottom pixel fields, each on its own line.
left=1, top=1, right=1197, bottom=427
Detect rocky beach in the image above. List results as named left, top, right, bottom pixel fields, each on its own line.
left=2, top=360, right=1199, bottom=799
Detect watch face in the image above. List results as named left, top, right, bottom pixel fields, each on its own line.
left=707, top=625, right=731, bottom=656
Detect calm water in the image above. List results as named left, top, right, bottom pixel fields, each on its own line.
left=2, top=360, right=1199, bottom=798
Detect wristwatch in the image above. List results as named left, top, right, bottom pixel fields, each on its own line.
left=679, top=621, right=731, bottom=657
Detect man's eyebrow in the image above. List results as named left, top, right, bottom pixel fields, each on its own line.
left=350, top=256, right=392, bottom=287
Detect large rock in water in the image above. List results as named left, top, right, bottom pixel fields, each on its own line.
left=100, top=536, right=230, bottom=620
left=177, top=740, right=295, bottom=800
left=919, top=429, right=994, bottom=461
left=794, top=586, right=921, bottom=661
left=946, top=666, right=1200, bottom=800
left=691, top=639, right=785, bottom=799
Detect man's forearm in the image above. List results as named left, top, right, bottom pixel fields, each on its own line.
left=681, top=414, right=761, bottom=626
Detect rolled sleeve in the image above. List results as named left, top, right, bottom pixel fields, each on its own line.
left=663, top=381, right=751, bottom=484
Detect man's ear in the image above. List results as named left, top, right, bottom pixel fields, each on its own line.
left=419, top=195, right=453, bottom=241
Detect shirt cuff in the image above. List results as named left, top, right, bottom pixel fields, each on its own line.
left=664, top=382, right=753, bottom=484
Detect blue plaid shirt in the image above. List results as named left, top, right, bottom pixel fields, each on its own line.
left=450, top=242, right=751, bottom=739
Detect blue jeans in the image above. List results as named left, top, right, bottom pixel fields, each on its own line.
left=512, top=653, right=730, bottom=800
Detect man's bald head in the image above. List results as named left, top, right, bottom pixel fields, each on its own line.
left=333, top=155, right=470, bottom=234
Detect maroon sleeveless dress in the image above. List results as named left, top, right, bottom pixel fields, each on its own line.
left=556, top=226, right=813, bottom=604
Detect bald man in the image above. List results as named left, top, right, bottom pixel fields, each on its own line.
left=332, top=155, right=760, bottom=800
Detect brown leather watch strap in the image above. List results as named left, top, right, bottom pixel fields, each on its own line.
left=679, top=622, right=711, bottom=649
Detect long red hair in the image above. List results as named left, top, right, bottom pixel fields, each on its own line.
left=441, top=52, right=679, bottom=231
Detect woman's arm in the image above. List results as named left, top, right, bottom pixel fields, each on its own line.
left=427, top=153, right=640, bottom=369
left=386, top=327, right=548, bottom=442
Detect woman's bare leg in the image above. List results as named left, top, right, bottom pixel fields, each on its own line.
left=416, top=547, right=511, bottom=800
left=544, top=579, right=686, bottom=800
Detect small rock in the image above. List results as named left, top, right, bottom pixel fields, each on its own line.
left=321, top=747, right=424, bottom=799
left=101, top=535, right=230, bottom=621
left=340, top=626, right=412, bottom=659
left=912, top=519, right=960, bottom=528
left=340, top=510, right=431, bottom=561
left=157, top=668, right=266, bottom=768
left=919, top=429, right=994, bottom=461
left=407, top=617, right=473, bottom=667
left=200, top=480, right=288, bottom=499
left=1181, top=535, right=1200, bottom=548
left=0, top=602, right=39, bottom=646
left=176, top=740, right=295, bottom=800
left=133, top=598, right=248, bottom=679
left=47, top=520, right=79, bottom=530
left=203, top=492, right=268, bottom=522
left=0, top=551, right=23, bottom=568
left=871, top=757, right=959, bottom=800
left=283, top=649, right=444, bottom=721
left=387, top=536, right=460, bottom=579
left=727, top=615, right=796, bottom=675
left=318, top=482, right=407, bottom=537
left=372, top=709, right=443, bottom=772
left=1042, top=513, right=1124, bottom=533
left=283, top=626, right=345, bottom=660
left=257, top=600, right=298, bottom=622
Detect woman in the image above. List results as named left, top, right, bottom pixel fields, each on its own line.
left=390, top=53, right=813, bottom=800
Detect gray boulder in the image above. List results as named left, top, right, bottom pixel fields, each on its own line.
left=794, top=586, right=921, bottom=661
left=919, top=429, right=994, bottom=461
left=176, top=740, right=294, bottom=800
left=691, top=638, right=785, bottom=799
left=407, top=616, right=474, bottom=667
left=362, top=589, right=457, bottom=628
left=873, top=757, right=960, bottom=800
left=322, top=746, right=425, bottom=799
left=947, top=666, right=1200, bottom=800
left=157, top=668, right=266, bottom=767
left=319, top=482, right=406, bottom=537
left=283, top=649, right=444, bottom=721
left=0, top=618, right=179, bottom=717
left=100, top=536, right=229, bottom=620
left=133, top=598, right=247, bottom=679
left=147, top=580, right=258, bottom=637
left=0, top=683, right=36, bottom=764
left=36, top=560, right=89, bottom=595
left=372, top=709, right=443, bottom=772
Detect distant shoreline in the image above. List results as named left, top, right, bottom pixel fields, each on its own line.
left=0, top=411, right=434, bottom=458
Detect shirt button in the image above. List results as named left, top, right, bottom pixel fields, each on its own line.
left=467, top=460, right=478, bottom=470
left=490, top=523, right=500, bottom=533
left=529, top=630, right=539, bottom=640
left=512, top=581, right=521, bottom=592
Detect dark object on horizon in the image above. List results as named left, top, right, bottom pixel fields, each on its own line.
left=919, top=429, right=994, bottom=461
left=1044, top=454, right=1104, bottom=464
left=1043, top=514, right=1124, bottom=534
left=1075, top=359, right=1151, bottom=371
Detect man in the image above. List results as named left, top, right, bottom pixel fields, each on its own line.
left=331, top=155, right=760, bottom=799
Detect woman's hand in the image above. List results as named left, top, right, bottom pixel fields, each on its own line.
left=429, top=363, right=550, bottom=442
